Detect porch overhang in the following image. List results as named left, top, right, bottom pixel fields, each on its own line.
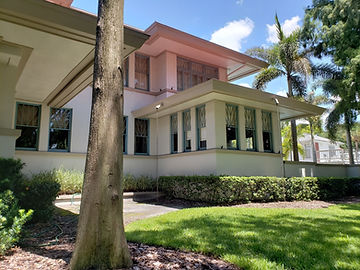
left=132, top=79, right=326, bottom=120
left=0, top=0, right=149, bottom=107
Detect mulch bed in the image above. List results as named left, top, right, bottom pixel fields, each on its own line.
left=1, top=197, right=359, bottom=270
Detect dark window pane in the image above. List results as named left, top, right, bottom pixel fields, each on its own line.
left=185, top=139, right=191, bottom=151
left=172, top=133, right=178, bottom=153
left=49, top=129, right=69, bottom=150
left=263, top=132, right=272, bottom=152
left=15, top=126, right=38, bottom=149
left=226, top=127, right=237, bottom=149
left=200, top=140, right=207, bottom=149
left=246, top=129, right=256, bottom=150
left=135, top=137, right=147, bottom=154
left=124, top=58, right=129, bottom=87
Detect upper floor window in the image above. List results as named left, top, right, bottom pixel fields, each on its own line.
left=135, top=53, right=149, bottom=90
left=124, top=58, right=129, bottom=87
left=225, top=104, right=238, bottom=149
left=170, top=114, right=178, bottom=153
left=196, top=105, right=206, bottom=150
left=15, top=103, right=41, bottom=150
left=135, top=118, right=149, bottom=154
left=245, top=108, right=256, bottom=151
left=183, top=110, right=191, bottom=152
left=177, top=57, right=218, bottom=91
left=262, top=111, right=272, bottom=152
left=49, top=108, right=72, bottom=152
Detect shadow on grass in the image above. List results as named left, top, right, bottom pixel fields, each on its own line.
left=126, top=205, right=360, bottom=269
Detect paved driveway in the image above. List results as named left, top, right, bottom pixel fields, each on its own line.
left=55, top=192, right=184, bottom=225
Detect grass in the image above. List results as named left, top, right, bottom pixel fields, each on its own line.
left=126, top=203, right=360, bottom=270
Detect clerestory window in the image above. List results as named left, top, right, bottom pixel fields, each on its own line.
left=245, top=108, right=257, bottom=151
left=262, top=111, right=273, bottom=152
left=226, top=104, right=239, bottom=149
left=48, top=108, right=72, bottom=152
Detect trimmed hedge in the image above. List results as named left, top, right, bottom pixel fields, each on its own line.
left=159, top=176, right=360, bottom=204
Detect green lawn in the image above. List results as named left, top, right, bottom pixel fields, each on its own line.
left=126, top=203, right=360, bottom=270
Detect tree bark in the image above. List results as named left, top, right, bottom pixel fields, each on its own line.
left=345, top=114, right=355, bottom=165
left=287, top=75, right=299, bottom=161
left=70, top=0, right=131, bottom=269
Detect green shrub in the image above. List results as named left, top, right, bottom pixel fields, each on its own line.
left=123, top=174, right=157, bottom=192
left=317, top=177, right=349, bottom=200
left=0, top=190, right=32, bottom=255
left=159, top=176, right=322, bottom=204
left=20, top=171, right=60, bottom=223
left=0, top=158, right=25, bottom=195
left=54, top=168, right=83, bottom=194
left=348, top=178, right=360, bottom=196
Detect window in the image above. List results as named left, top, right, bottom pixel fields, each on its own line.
left=123, top=116, right=127, bottom=154
left=124, top=58, right=129, bottom=87
left=49, top=108, right=72, bottom=151
left=196, top=105, right=206, bottom=150
left=245, top=108, right=256, bottom=151
left=177, top=57, right=218, bottom=91
left=226, top=104, right=238, bottom=149
left=183, top=110, right=191, bottom=152
left=135, top=54, right=149, bottom=90
left=170, top=114, right=178, bottom=153
left=135, top=118, right=149, bottom=154
left=15, top=103, right=41, bottom=150
left=305, top=144, right=312, bottom=159
left=262, top=111, right=273, bottom=152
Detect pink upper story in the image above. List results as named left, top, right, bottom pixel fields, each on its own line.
left=124, top=22, right=267, bottom=95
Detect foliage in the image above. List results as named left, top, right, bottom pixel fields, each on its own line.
left=302, top=0, right=360, bottom=94
left=0, top=190, right=32, bottom=255
left=126, top=204, right=360, bottom=270
left=54, top=168, right=157, bottom=194
left=281, top=121, right=308, bottom=160
left=123, top=174, right=157, bottom=192
left=20, top=171, right=60, bottom=223
left=159, top=175, right=359, bottom=204
left=0, top=158, right=60, bottom=223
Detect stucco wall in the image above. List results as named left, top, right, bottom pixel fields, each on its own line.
left=284, top=161, right=357, bottom=177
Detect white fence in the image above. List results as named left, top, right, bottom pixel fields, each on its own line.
left=301, top=149, right=360, bottom=165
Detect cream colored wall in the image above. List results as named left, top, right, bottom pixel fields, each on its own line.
left=283, top=162, right=353, bottom=177
left=157, top=115, right=170, bottom=155
left=216, top=150, right=283, bottom=176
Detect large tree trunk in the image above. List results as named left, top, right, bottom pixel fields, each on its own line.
left=70, top=0, right=131, bottom=269
left=287, top=75, right=299, bottom=161
left=345, top=114, right=355, bottom=165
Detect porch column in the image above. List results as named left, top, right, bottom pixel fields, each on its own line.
left=177, top=111, right=183, bottom=152
left=256, top=109, right=264, bottom=152
left=238, top=105, right=246, bottom=150
left=271, top=111, right=281, bottom=154
left=190, top=107, right=197, bottom=151
left=206, top=101, right=226, bottom=149
left=0, top=65, right=21, bottom=158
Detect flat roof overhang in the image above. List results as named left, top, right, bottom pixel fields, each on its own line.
left=139, top=22, right=268, bottom=81
left=132, top=79, right=326, bottom=120
left=0, top=0, right=149, bottom=107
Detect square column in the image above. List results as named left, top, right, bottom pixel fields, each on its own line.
left=177, top=111, right=183, bottom=152
left=206, top=101, right=226, bottom=149
left=271, top=111, right=281, bottom=154
left=190, top=107, right=197, bottom=151
left=238, top=105, right=246, bottom=150
left=256, top=108, right=264, bottom=152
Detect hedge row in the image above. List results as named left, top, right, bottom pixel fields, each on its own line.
left=159, top=176, right=360, bottom=204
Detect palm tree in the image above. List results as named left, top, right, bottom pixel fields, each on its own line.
left=281, top=121, right=308, bottom=161
left=322, top=72, right=358, bottom=165
left=246, top=15, right=312, bottom=161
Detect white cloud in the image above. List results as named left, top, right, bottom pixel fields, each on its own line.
left=266, top=16, right=301, bottom=43
left=236, top=0, right=244, bottom=5
left=276, top=90, right=287, bottom=97
left=239, top=82, right=251, bottom=88
left=210, top=18, right=254, bottom=52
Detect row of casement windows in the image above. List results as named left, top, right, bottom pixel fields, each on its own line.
left=15, top=102, right=149, bottom=155
left=170, top=105, right=273, bottom=153
left=125, top=54, right=219, bottom=92
left=15, top=103, right=72, bottom=151
left=15, top=103, right=272, bottom=154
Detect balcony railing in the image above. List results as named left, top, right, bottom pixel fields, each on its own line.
left=300, top=148, right=360, bottom=164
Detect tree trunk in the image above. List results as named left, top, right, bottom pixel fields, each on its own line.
left=345, top=114, right=355, bottom=165
left=70, top=0, right=131, bottom=269
left=287, top=75, right=299, bottom=161
left=309, top=121, right=317, bottom=163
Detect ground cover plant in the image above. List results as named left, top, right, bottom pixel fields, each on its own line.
left=126, top=203, right=360, bottom=270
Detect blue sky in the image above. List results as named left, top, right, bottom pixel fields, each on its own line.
left=72, top=0, right=313, bottom=96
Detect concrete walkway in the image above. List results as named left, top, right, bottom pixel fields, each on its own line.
left=55, top=192, right=184, bottom=225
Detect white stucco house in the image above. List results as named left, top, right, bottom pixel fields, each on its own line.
left=2, top=0, right=359, bottom=178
